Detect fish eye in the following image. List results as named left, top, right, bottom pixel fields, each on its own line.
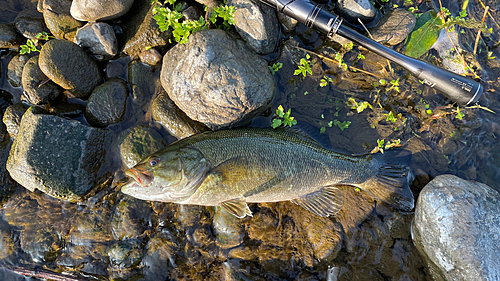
left=149, top=157, right=160, bottom=167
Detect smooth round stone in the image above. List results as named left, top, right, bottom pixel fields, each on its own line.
left=21, top=56, right=62, bottom=105
left=14, top=16, right=50, bottom=40
left=335, top=0, right=378, bottom=25
left=0, top=24, right=25, bottom=49
left=40, top=0, right=84, bottom=41
left=70, top=0, right=134, bottom=21
left=7, top=53, right=30, bottom=88
left=85, top=77, right=128, bottom=127
left=75, top=22, right=118, bottom=61
left=151, top=90, right=209, bottom=139
left=139, top=48, right=162, bottom=66
left=39, top=39, right=102, bottom=99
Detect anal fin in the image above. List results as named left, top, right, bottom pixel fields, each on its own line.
left=220, top=197, right=253, bottom=218
left=291, top=186, right=343, bottom=217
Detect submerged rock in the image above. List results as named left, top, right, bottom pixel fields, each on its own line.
left=85, top=77, right=128, bottom=127
left=228, top=0, right=279, bottom=55
left=6, top=107, right=107, bottom=201
left=39, top=39, right=102, bottom=99
left=21, top=56, right=62, bottom=105
left=370, top=9, right=416, bottom=46
left=70, top=0, right=134, bottom=21
left=75, top=22, right=118, bottom=61
left=160, top=29, right=275, bottom=130
left=412, top=174, right=500, bottom=281
left=152, top=90, right=209, bottom=139
left=119, top=125, right=166, bottom=169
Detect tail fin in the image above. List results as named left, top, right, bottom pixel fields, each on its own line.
left=357, top=164, right=414, bottom=211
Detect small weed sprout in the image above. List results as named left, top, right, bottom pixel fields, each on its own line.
left=19, top=32, right=53, bottom=54
left=320, top=75, right=334, bottom=87
left=272, top=105, right=297, bottom=128
left=269, top=62, right=283, bottom=75
left=294, top=54, right=312, bottom=77
left=348, top=98, right=373, bottom=113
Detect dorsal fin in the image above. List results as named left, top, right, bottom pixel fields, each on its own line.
left=291, top=186, right=343, bottom=217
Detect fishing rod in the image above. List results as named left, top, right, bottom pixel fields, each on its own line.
left=260, top=0, right=484, bottom=106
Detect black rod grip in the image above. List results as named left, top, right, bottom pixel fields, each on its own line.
left=262, top=0, right=483, bottom=106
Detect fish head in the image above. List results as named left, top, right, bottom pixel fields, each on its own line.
left=121, top=147, right=210, bottom=202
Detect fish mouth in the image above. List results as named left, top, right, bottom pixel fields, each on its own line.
left=125, top=167, right=154, bottom=187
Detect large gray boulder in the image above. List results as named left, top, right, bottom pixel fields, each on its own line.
left=75, top=22, right=118, bottom=61
left=6, top=107, right=107, bottom=201
left=412, top=174, right=500, bottom=281
left=160, top=29, right=275, bottom=130
left=39, top=39, right=102, bottom=99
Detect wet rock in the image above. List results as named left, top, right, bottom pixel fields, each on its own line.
left=141, top=231, right=179, bottom=280
left=14, top=16, right=50, bottom=40
left=139, top=47, right=162, bottom=66
left=152, top=90, right=209, bottom=139
left=85, top=77, right=128, bottom=127
left=213, top=207, right=244, bottom=249
left=70, top=0, right=134, bottom=21
left=43, top=102, right=86, bottom=118
left=40, top=0, right=84, bottom=41
left=111, top=194, right=155, bottom=240
left=335, top=0, right=378, bottom=25
left=2, top=103, right=28, bottom=140
left=0, top=223, right=14, bottom=259
left=7, top=53, right=30, bottom=88
left=121, top=0, right=172, bottom=58
left=370, top=9, right=416, bottom=46
left=127, top=60, right=157, bottom=105
left=277, top=13, right=298, bottom=32
left=6, top=107, right=107, bottom=201
left=227, top=0, right=279, bottom=55
left=107, top=240, right=143, bottom=279
left=160, top=29, right=275, bottom=130
left=39, top=39, right=102, bottom=99
left=21, top=56, right=62, bottom=105
left=0, top=24, right=24, bottom=48
left=119, top=125, right=166, bottom=169
left=412, top=174, right=500, bottom=281
left=75, top=22, right=118, bottom=61
left=20, top=224, right=62, bottom=262
left=432, top=28, right=467, bottom=75
left=182, top=6, right=203, bottom=21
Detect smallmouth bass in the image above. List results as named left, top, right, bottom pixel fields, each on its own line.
left=121, top=128, right=414, bottom=218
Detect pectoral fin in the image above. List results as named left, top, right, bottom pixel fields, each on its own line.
left=220, top=197, right=253, bottom=218
left=291, top=186, right=343, bottom=217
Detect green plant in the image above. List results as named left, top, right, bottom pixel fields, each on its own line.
left=272, top=105, right=297, bottom=128
left=269, top=62, right=283, bottom=75
left=373, top=138, right=401, bottom=154
left=294, top=54, right=312, bottom=77
left=455, top=106, right=465, bottom=120
left=387, top=79, right=400, bottom=93
left=210, top=5, right=235, bottom=29
left=152, top=0, right=234, bottom=44
left=487, top=51, right=496, bottom=60
left=385, top=111, right=397, bottom=123
left=348, top=97, right=373, bottom=113
left=19, top=32, right=52, bottom=54
left=333, top=119, right=351, bottom=131
left=320, top=75, right=334, bottom=87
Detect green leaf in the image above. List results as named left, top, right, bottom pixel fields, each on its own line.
left=271, top=119, right=282, bottom=128
left=405, top=10, right=442, bottom=58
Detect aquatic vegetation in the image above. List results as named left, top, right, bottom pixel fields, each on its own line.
left=269, top=62, right=283, bottom=75
left=320, top=75, right=334, bottom=87
left=348, top=97, right=373, bottom=113
left=372, top=138, right=402, bottom=154
left=294, top=54, right=313, bottom=77
left=272, top=105, right=297, bottom=128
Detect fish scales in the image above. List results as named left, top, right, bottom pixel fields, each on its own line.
left=122, top=128, right=414, bottom=218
